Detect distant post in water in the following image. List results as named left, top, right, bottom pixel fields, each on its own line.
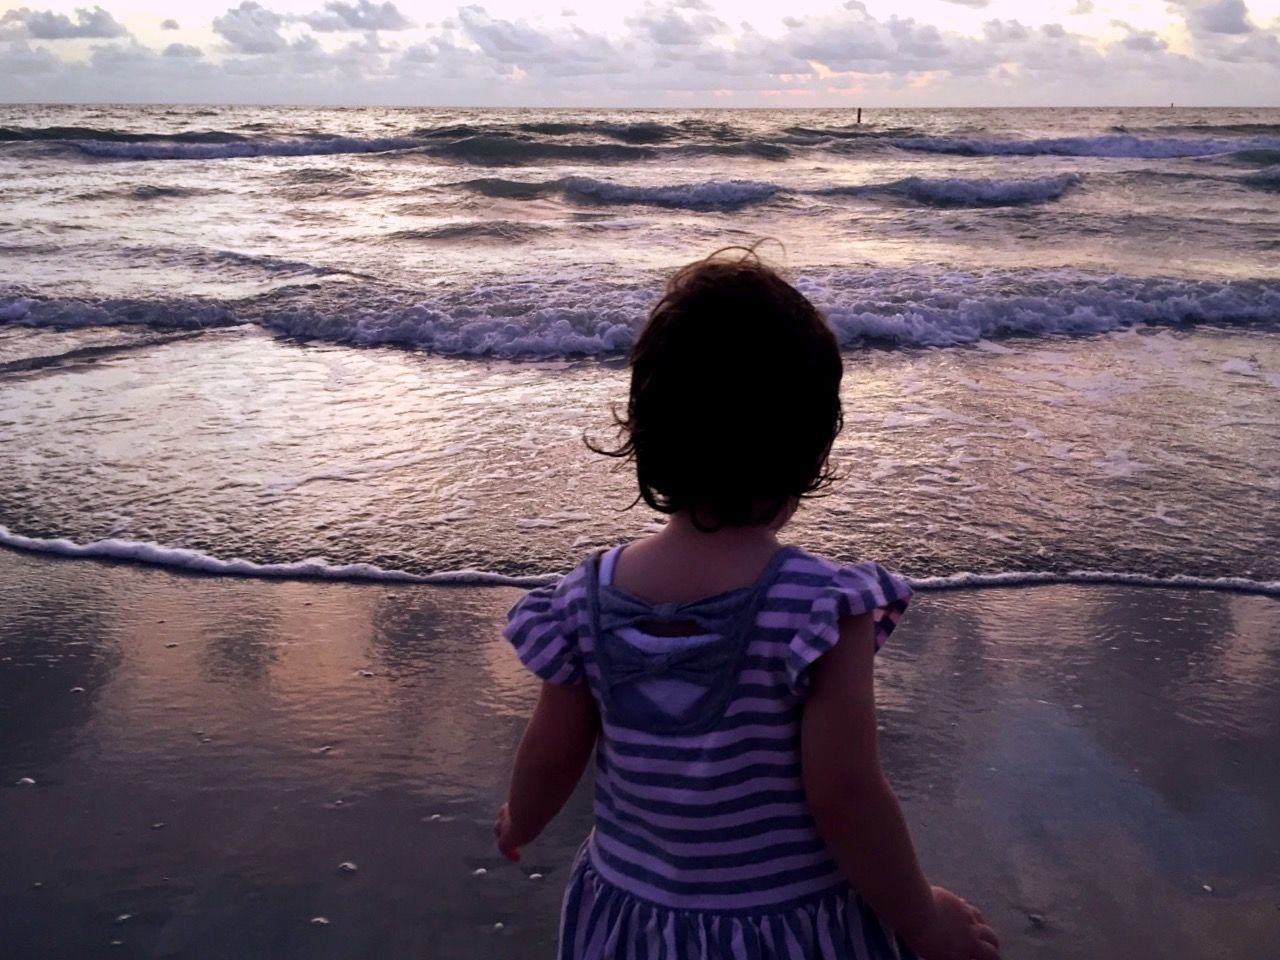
left=857, top=107, right=862, bottom=125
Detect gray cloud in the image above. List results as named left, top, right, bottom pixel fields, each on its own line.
left=1070, top=1, right=1093, bottom=13
left=213, top=1, right=287, bottom=54
left=160, top=19, right=180, bottom=30
left=301, top=1, right=413, bottom=33
left=626, top=1, right=727, bottom=47
left=5, top=0, right=1280, bottom=106
left=941, top=0, right=992, bottom=7
left=1187, top=0, right=1253, bottom=35
left=0, top=5, right=128, bottom=40
left=1122, top=30, right=1167, bottom=51
left=0, top=38, right=61, bottom=73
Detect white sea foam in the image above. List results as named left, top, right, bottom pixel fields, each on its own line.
left=0, top=525, right=554, bottom=586
left=4, top=269, right=1279, bottom=358
left=2, top=525, right=1276, bottom=595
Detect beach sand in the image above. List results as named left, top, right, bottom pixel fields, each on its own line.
left=1, top=548, right=1277, bottom=959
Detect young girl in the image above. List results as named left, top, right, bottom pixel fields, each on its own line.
left=494, top=251, right=1000, bottom=960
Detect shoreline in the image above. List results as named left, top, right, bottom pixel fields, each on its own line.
left=2, top=548, right=1277, bottom=959
left=3, top=537, right=1279, bottom=597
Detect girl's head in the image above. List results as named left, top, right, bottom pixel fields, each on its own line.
left=599, top=248, right=843, bottom=530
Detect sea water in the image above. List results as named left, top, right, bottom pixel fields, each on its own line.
left=1, top=104, right=1278, bottom=590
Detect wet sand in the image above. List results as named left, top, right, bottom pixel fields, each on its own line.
left=1, top=548, right=1277, bottom=959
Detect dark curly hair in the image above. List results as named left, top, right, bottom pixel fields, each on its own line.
left=592, top=248, right=844, bottom=529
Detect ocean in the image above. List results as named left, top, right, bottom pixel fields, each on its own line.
left=1, top=103, right=1278, bottom=590
left=4, top=102, right=1280, bottom=958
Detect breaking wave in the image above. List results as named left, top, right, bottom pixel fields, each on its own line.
left=822, top=173, right=1082, bottom=207
left=63, top=135, right=425, bottom=161
left=429, top=135, right=658, bottom=165
left=1242, top=166, right=1280, bottom=191
left=892, top=133, right=1280, bottom=159
left=460, top=176, right=781, bottom=209
left=0, top=125, right=248, bottom=144
left=459, top=174, right=1079, bottom=210
left=384, top=221, right=551, bottom=242
left=5, top=269, right=1278, bottom=358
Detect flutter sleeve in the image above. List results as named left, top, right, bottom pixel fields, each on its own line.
left=503, top=581, right=584, bottom=686
left=785, top=561, right=912, bottom=696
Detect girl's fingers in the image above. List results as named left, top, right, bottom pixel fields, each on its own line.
left=977, top=924, right=1000, bottom=948
left=971, top=939, right=1000, bottom=960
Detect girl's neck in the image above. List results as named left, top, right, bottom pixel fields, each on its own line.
left=610, top=510, right=791, bottom=605
left=658, top=511, right=784, bottom=552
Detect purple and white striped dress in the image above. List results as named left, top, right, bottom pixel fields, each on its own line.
left=504, top=545, right=915, bottom=960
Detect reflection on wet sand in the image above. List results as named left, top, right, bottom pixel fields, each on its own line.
left=0, top=549, right=1276, bottom=959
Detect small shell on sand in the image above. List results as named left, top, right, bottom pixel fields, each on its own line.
left=528, top=873, right=544, bottom=881
left=1202, top=883, right=1215, bottom=893
left=70, top=687, right=85, bottom=693
left=493, top=922, right=505, bottom=931
left=339, top=862, right=358, bottom=873
left=472, top=868, right=488, bottom=876
left=310, top=916, right=330, bottom=926
left=355, top=669, right=375, bottom=677
left=16, top=777, right=35, bottom=786
left=151, top=822, right=165, bottom=830
left=114, top=914, right=132, bottom=925
left=165, top=643, right=178, bottom=649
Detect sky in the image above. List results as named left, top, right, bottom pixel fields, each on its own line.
left=1, top=0, right=1279, bottom=106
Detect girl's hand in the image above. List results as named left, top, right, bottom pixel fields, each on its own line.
left=907, top=887, right=1001, bottom=960
left=493, top=803, right=531, bottom=862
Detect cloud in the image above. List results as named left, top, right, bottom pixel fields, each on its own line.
left=1186, top=0, right=1253, bottom=36
left=626, top=1, right=727, bottom=47
left=1122, top=30, right=1167, bottom=51
left=160, top=19, right=179, bottom=30
left=5, top=0, right=1280, bottom=106
left=301, top=0, right=413, bottom=33
left=453, top=5, right=623, bottom=75
left=941, top=0, right=992, bottom=6
left=0, top=38, right=61, bottom=73
left=213, top=1, right=287, bottom=54
left=0, top=5, right=128, bottom=40
left=1069, top=0, right=1093, bottom=13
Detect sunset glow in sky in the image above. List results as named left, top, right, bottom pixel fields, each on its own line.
left=2, top=0, right=1278, bottom=105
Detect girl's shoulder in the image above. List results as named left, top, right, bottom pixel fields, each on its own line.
left=774, top=544, right=912, bottom=603
left=771, top=547, right=914, bottom=694
left=501, top=551, right=603, bottom=686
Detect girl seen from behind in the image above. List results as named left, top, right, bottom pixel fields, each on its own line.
left=495, top=249, right=1000, bottom=960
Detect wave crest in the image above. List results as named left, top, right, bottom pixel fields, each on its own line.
left=6, top=269, right=1278, bottom=358
left=892, top=133, right=1280, bottom=159
left=822, top=174, right=1082, bottom=207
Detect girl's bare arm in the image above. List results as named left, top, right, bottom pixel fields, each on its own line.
left=496, top=679, right=598, bottom=860
left=801, top=613, right=999, bottom=960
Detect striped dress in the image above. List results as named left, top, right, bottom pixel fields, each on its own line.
left=504, top=544, right=915, bottom=960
